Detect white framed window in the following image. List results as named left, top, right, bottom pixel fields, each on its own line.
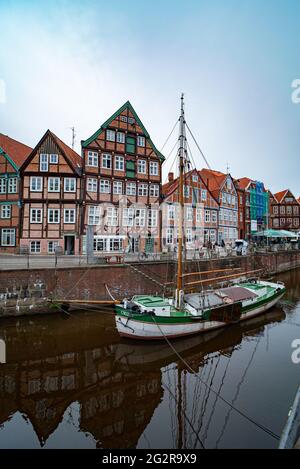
left=100, top=179, right=110, bottom=193
left=116, top=132, right=125, bottom=144
left=30, top=177, right=43, bottom=192
left=88, top=206, right=100, bottom=225
left=115, top=155, right=124, bottom=171
left=168, top=205, right=175, bottom=220
left=166, top=228, right=174, bottom=245
left=0, top=178, right=6, bottom=194
left=50, top=154, right=58, bottom=164
left=64, top=178, right=76, bottom=193
left=138, top=184, right=148, bottom=196
left=120, top=115, right=127, bottom=123
left=137, top=136, right=145, bottom=147
left=212, top=210, right=217, bottom=223
left=8, top=178, right=17, bottom=193
left=201, top=190, right=207, bottom=201
left=192, top=174, right=198, bottom=182
left=48, top=241, right=59, bottom=253
left=138, top=160, right=147, bottom=174
left=64, top=209, right=76, bottom=224
left=205, top=210, right=210, bottom=223
left=148, top=209, right=158, bottom=227
left=150, top=184, right=159, bottom=197
left=48, top=209, right=60, bottom=224
left=106, top=130, right=115, bottom=142
left=186, top=207, right=193, bottom=221
left=87, top=151, right=98, bottom=167
left=113, top=181, right=123, bottom=195
left=186, top=228, right=193, bottom=243
left=184, top=185, right=190, bottom=198
left=30, top=241, right=41, bottom=253
left=1, top=228, right=15, bottom=246
left=128, top=117, right=135, bottom=125
left=123, top=208, right=134, bottom=227
left=150, top=161, right=158, bottom=176
left=87, top=178, right=97, bottom=192
left=48, top=177, right=60, bottom=192
left=273, top=206, right=278, bottom=215
left=30, top=208, right=43, bottom=223
left=196, top=208, right=202, bottom=223
left=106, top=207, right=118, bottom=226
left=126, top=182, right=136, bottom=196
left=1, top=205, right=11, bottom=219
left=102, top=153, right=112, bottom=169
left=40, top=154, right=48, bottom=171
left=135, top=209, right=146, bottom=227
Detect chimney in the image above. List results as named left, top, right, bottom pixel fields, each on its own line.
left=168, top=172, right=174, bottom=182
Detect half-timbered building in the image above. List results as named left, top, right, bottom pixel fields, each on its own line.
left=270, top=189, right=300, bottom=232
left=199, top=169, right=238, bottom=244
left=20, top=130, right=82, bottom=255
left=0, top=133, right=32, bottom=252
left=161, top=169, right=219, bottom=250
left=81, top=101, right=164, bottom=255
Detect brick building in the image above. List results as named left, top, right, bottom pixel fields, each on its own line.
left=161, top=168, right=219, bottom=249
left=270, top=189, right=300, bottom=232
left=19, top=130, right=82, bottom=255
left=0, top=134, right=32, bottom=251
left=81, top=101, right=164, bottom=255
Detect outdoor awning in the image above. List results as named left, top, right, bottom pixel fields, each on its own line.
left=253, top=229, right=298, bottom=238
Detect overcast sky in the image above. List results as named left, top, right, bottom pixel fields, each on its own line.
left=0, top=0, right=299, bottom=195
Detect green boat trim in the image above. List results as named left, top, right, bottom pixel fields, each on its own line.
left=115, top=285, right=286, bottom=325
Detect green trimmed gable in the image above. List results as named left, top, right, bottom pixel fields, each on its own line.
left=0, top=147, right=19, bottom=174
left=82, top=101, right=165, bottom=162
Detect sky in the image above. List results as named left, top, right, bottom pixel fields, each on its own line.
left=0, top=0, right=299, bottom=195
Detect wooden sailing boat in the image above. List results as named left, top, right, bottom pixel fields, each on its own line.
left=114, top=95, right=286, bottom=340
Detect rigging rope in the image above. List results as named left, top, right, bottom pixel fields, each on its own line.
left=151, top=316, right=280, bottom=442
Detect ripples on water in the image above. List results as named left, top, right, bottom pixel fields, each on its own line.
left=0, top=269, right=299, bottom=449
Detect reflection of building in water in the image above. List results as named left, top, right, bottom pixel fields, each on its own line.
left=0, top=308, right=285, bottom=448
left=0, top=314, right=163, bottom=448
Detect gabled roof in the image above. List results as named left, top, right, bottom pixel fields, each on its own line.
left=0, top=133, right=32, bottom=170
left=82, top=100, right=165, bottom=161
left=273, top=189, right=290, bottom=203
left=21, top=130, right=82, bottom=174
left=235, top=177, right=251, bottom=190
left=198, top=168, right=228, bottom=199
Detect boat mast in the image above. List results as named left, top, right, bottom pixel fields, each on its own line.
left=176, top=93, right=186, bottom=308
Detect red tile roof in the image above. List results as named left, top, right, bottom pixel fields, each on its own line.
left=273, top=189, right=289, bottom=203
left=198, top=168, right=227, bottom=199
left=0, top=133, right=32, bottom=168
left=235, top=177, right=251, bottom=190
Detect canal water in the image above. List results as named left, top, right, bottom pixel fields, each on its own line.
left=0, top=270, right=299, bottom=449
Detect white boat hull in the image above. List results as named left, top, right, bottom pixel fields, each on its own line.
left=115, top=292, right=285, bottom=340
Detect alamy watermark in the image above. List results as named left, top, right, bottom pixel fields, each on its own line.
left=291, top=79, right=300, bottom=103
left=0, top=339, right=6, bottom=364
left=291, top=338, right=300, bottom=364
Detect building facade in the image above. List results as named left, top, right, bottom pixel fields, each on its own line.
left=161, top=169, right=219, bottom=250
left=199, top=169, right=238, bottom=244
left=270, top=189, right=300, bottom=232
left=0, top=134, right=32, bottom=252
left=19, top=130, right=82, bottom=255
left=81, top=101, right=164, bottom=255
left=235, top=178, right=269, bottom=239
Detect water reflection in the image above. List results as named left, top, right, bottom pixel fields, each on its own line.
left=1, top=268, right=300, bottom=448
left=1, top=300, right=294, bottom=448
